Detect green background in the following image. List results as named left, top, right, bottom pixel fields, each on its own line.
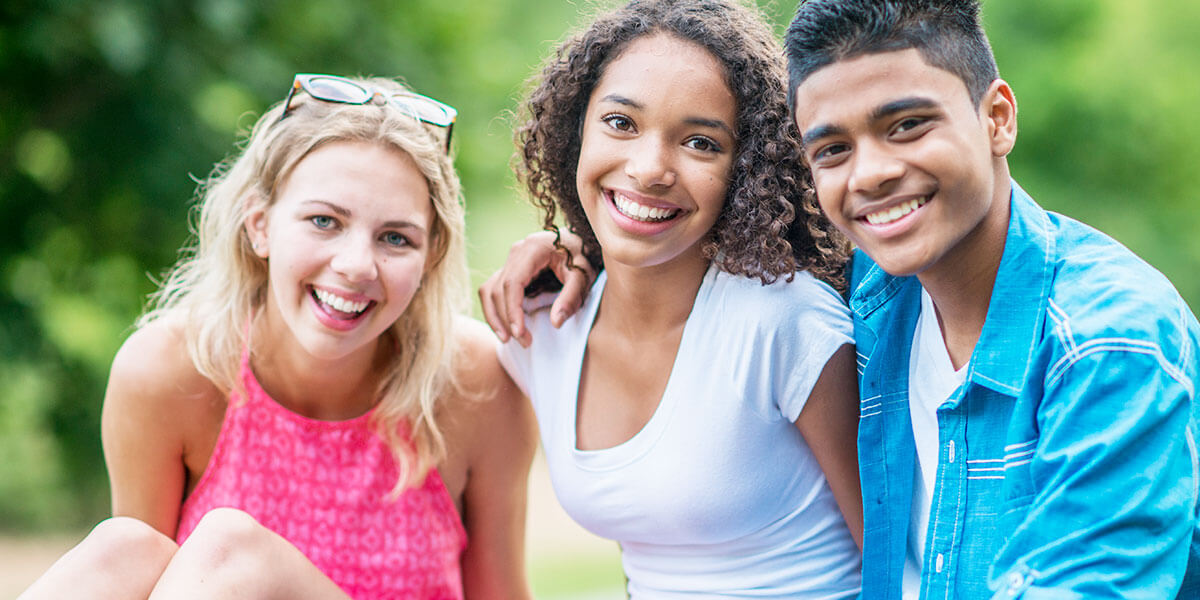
left=1, top=0, right=1197, bottom=595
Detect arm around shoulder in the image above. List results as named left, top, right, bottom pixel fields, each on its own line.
left=450, top=317, right=538, bottom=599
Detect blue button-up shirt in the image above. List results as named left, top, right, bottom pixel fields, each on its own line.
left=850, top=182, right=1200, bottom=599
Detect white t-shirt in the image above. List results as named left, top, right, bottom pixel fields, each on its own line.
left=901, top=289, right=968, bottom=599
left=498, top=265, right=861, bottom=599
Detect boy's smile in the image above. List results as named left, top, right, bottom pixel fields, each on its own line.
left=792, top=49, right=1015, bottom=283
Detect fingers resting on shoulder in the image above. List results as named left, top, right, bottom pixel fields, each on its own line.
left=478, top=229, right=596, bottom=347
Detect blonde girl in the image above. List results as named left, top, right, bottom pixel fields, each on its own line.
left=22, top=74, right=535, bottom=599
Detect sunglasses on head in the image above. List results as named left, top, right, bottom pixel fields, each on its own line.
left=280, top=73, right=457, bottom=153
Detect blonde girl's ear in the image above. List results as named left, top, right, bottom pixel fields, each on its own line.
left=243, top=194, right=271, bottom=259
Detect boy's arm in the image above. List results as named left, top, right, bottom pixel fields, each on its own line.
left=478, top=230, right=595, bottom=347
left=991, top=346, right=1197, bottom=599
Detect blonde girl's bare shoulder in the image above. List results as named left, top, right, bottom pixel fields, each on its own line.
left=450, top=315, right=523, bottom=405
left=106, top=311, right=225, bottom=429
left=443, top=316, right=535, bottom=445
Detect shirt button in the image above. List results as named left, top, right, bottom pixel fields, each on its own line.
left=1008, top=572, right=1025, bottom=588
left=948, top=440, right=956, bottom=463
left=935, top=553, right=944, bottom=573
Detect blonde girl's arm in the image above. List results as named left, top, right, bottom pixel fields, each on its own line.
left=794, top=344, right=864, bottom=549
left=102, top=317, right=220, bottom=537
left=453, top=319, right=538, bottom=600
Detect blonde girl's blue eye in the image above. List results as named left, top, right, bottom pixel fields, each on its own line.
left=310, top=215, right=335, bottom=229
left=382, top=231, right=409, bottom=247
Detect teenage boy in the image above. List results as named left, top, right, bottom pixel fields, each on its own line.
left=479, top=1, right=1200, bottom=597
left=784, top=0, right=1199, bottom=598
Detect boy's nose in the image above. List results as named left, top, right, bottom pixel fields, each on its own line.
left=848, top=141, right=904, bottom=196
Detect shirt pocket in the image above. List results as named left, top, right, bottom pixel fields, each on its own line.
left=999, top=438, right=1038, bottom=518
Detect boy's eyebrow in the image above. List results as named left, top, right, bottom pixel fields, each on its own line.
left=801, top=124, right=847, bottom=147
left=870, top=97, right=939, bottom=123
left=801, top=96, right=941, bottom=147
left=600, top=94, right=735, bottom=138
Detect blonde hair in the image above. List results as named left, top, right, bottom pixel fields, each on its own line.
left=141, top=76, right=468, bottom=492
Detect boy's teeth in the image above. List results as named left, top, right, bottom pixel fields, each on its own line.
left=865, top=196, right=929, bottom=225
left=613, top=192, right=677, bottom=222
left=314, top=289, right=368, bottom=314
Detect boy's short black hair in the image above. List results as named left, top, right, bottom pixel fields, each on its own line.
left=785, top=0, right=999, bottom=111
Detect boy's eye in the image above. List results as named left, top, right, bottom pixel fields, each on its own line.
left=893, top=116, right=929, bottom=135
left=811, top=142, right=850, bottom=164
left=381, top=231, right=410, bottom=247
left=684, top=136, right=722, bottom=153
left=601, top=114, right=635, bottom=132
left=310, top=215, right=335, bottom=229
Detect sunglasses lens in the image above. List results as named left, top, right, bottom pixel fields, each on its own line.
left=393, top=96, right=457, bottom=127
left=305, top=76, right=371, bottom=104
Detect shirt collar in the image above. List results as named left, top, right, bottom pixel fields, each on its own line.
left=850, top=180, right=1054, bottom=398
left=969, top=181, right=1054, bottom=396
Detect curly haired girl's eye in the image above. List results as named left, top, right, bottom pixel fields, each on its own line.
left=685, top=136, right=722, bottom=153
left=601, top=114, right=635, bottom=132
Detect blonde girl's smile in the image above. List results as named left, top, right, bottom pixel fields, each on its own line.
left=310, top=285, right=374, bottom=330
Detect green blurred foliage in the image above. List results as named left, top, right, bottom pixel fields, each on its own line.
left=0, top=0, right=1196, bottom=545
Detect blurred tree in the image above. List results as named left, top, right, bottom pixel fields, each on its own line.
left=0, top=0, right=1196, bottom=530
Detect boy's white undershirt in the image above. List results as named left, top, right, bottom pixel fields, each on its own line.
left=902, top=288, right=969, bottom=599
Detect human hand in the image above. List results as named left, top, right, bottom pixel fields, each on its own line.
left=479, top=230, right=595, bottom=347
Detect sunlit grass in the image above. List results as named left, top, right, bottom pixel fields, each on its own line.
left=530, top=550, right=626, bottom=599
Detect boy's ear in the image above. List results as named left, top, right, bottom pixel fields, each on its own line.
left=243, top=194, right=271, bottom=259
left=982, top=78, right=1018, bottom=158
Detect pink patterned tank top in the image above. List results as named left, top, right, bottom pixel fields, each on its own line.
left=177, top=356, right=467, bottom=599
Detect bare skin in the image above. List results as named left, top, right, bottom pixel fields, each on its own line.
left=20, top=316, right=534, bottom=600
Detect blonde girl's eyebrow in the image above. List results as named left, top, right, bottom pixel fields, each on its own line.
left=300, top=200, right=428, bottom=234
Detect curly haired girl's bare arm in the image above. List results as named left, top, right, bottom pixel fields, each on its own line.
left=794, top=344, right=864, bottom=549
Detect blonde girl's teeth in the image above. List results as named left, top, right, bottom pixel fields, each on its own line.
left=315, top=289, right=367, bottom=313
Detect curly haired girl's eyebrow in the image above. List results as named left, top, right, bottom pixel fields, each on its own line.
left=600, top=93, right=641, bottom=108
left=684, top=117, right=735, bottom=138
left=599, top=94, right=733, bottom=137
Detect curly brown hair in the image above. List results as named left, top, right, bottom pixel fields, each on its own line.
left=515, top=0, right=849, bottom=290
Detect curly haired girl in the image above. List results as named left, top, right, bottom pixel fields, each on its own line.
left=483, top=1, right=863, bottom=597
left=22, top=74, right=534, bottom=599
